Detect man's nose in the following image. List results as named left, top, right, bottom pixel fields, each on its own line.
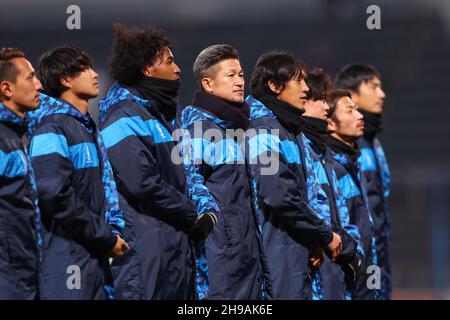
left=174, top=63, right=181, bottom=75
left=303, top=82, right=309, bottom=93
left=35, top=77, right=43, bottom=91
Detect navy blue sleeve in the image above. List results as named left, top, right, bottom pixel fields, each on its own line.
left=100, top=114, right=197, bottom=229
left=247, top=131, right=333, bottom=247
left=29, top=125, right=117, bottom=253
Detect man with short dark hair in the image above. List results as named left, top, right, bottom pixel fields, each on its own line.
left=0, top=47, right=42, bottom=300
left=246, top=51, right=342, bottom=299
left=181, top=44, right=271, bottom=299
left=335, top=64, right=391, bottom=299
left=327, top=89, right=379, bottom=300
left=99, top=23, right=203, bottom=300
left=28, top=45, right=128, bottom=300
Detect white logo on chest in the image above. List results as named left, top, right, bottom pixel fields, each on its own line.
left=85, top=145, right=93, bottom=164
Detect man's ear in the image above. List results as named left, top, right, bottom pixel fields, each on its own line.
left=0, top=81, right=13, bottom=99
left=268, top=81, right=282, bottom=95
left=60, top=76, right=72, bottom=89
left=327, top=117, right=336, bottom=133
left=143, top=65, right=154, bottom=77
left=201, top=77, right=214, bottom=93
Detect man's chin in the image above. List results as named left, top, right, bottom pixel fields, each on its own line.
left=231, top=96, right=244, bottom=104
left=81, top=92, right=99, bottom=100
left=28, top=101, right=40, bottom=110
left=368, top=106, right=383, bottom=114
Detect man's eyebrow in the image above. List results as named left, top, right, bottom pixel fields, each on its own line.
left=372, top=79, right=381, bottom=85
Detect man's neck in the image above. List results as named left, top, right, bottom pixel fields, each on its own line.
left=1, top=100, right=25, bottom=119
left=331, top=132, right=355, bottom=148
left=60, top=91, right=89, bottom=115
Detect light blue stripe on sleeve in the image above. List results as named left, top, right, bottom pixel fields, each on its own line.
left=248, top=133, right=301, bottom=165
left=248, top=133, right=281, bottom=161
left=30, top=133, right=99, bottom=170
left=248, top=134, right=302, bottom=165
left=101, top=116, right=172, bottom=148
left=30, top=133, right=70, bottom=158
left=184, top=137, right=244, bottom=167
left=339, top=173, right=361, bottom=200
left=280, top=140, right=302, bottom=165
left=0, top=149, right=28, bottom=178
left=358, top=147, right=377, bottom=172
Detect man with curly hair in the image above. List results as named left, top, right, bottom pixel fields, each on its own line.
left=99, top=23, right=214, bottom=299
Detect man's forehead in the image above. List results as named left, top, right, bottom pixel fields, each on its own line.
left=367, top=76, right=381, bottom=85
left=339, top=96, right=356, bottom=108
left=163, top=47, right=174, bottom=58
left=216, top=59, right=242, bottom=71
left=11, top=57, right=34, bottom=73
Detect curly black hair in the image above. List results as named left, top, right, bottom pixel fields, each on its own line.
left=108, top=23, right=172, bottom=86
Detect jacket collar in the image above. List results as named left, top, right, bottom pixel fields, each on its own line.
left=26, top=93, right=95, bottom=137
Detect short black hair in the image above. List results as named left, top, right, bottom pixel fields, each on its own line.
left=250, top=50, right=307, bottom=99
left=327, top=89, right=352, bottom=118
left=0, top=47, right=26, bottom=83
left=109, top=23, right=172, bottom=86
left=38, top=46, right=92, bottom=97
left=306, top=67, right=332, bottom=101
left=193, top=44, right=239, bottom=89
left=334, top=63, right=381, bottom=92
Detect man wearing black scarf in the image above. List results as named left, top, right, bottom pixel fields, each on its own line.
left=302, top=68, right=363, bottom=300
left=180, top=44, right=270, bottom=300
left=335, top=64, right=392, bottom=300
left=327, top=89, right=379, bottom=300
left=134, top=76, right=180, bottom=129
left=246, top=51, right=343, bottom=300
left=98, top=24, right=208, bottom=300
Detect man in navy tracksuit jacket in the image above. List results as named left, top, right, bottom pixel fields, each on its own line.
left=28, top=46, right=128, bottom=300
left=335, top=64, right=391, bottom=299
left=99, top=24, right=204, bottom=300
left=0, top=48, right=42, bottom=299
left=180, top=44, right=271, bottom=300
left=326, top=89, right=379, bottom=300
left=245, top=51, right=343, bottom=300
left=302, top=68, right=364, bottom=299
